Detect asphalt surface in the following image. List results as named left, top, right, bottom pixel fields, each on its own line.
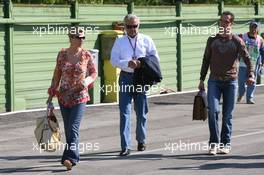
left=0, top=86, right=264, bottom=175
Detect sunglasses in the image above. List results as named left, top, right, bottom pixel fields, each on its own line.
left=220, top=19, right=232, bottom=24
left=126, top=24, right=139, bottom=29
left=71, top=36, right=85, bottom=40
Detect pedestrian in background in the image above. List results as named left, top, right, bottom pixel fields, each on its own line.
left=237, top=21, right=264, bottom=104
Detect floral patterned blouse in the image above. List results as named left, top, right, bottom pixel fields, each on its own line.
left=48, top=48, right=97, bottom=107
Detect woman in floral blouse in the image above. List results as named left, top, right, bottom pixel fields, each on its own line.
left=47, top=27, right=97, bottom=170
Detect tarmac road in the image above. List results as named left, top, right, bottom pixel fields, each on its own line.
left=0, top=86, right=264, bottom=175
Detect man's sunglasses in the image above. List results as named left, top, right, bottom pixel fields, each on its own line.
left=126, top=24, right=139, bottom=29
left=71, top=36, right=85, bottom=40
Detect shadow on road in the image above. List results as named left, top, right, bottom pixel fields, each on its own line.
left=160, top=153, right=264, bottom=170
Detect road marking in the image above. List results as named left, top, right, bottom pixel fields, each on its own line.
left=1, top=85, right=244, bottom=116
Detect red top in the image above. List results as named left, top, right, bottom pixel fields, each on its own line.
left=48, top=48, right=97, bottom=107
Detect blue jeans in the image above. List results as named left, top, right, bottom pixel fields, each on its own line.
left=119, top=72, right=148, bottom=150
left=238, top=66, right=256, bottom=102
left=59, top=102, right=86, bottom=166
left=207, top=78, right=237, bottom=146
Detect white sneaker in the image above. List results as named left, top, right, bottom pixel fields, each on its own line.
left=208, top=147, right=217, bottom=155
left=219, top=146, right=231, bottom=154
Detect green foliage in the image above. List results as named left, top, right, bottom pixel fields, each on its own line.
left=10, top=0, right=175, bottom=5
left=8, top=0, right=264, bottom=5
left=12, top=0, right=57, bottom=4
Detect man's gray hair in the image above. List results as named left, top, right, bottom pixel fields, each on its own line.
left=124, top=14, right=140, bottom=23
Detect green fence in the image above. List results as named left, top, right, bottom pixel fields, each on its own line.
left=0, top=24, right=5, bottom=112
left=0, top=0, right=264, bottom=112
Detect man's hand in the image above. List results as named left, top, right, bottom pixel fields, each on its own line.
left=128, top=60, right=141, bottom=69
left=246, top=77, right=255, bottom=86
left=198, top=80, right=205, bottom=91
left=135, top=60, right=141, bottom=68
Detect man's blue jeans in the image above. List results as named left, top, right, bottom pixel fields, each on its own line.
left=59, top=102, right=86, bottom=166
left=119, top=72, right=148, bottom=150
left=238, top=66, right=256, bottom=102
left=207, top=78, right=237, bottom=146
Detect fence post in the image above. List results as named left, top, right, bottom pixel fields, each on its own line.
left=254, top=1, right=260, bottom=16
left=217, top=0, right=224, bottom=16
left=176, top=0, right=182, bottom=91
left=254, top=1, right=261, bottom=84
left=3, top=0, right=14, bottom=112
left=70, top=0, right=79, bottom=26
left=127, top=0, right=134, bottom=14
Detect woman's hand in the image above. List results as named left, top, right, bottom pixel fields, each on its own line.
left=46, top=95, right=53, bottom=105
left=82, top=76, right=93, bottom=88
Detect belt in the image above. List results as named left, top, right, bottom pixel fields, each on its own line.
left=121, top=70, right=133, bottom=75
left=210, top=74, right=234, bottom=81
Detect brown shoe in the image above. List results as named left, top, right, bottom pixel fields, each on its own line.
left=63, top=160, right=72, bottom=171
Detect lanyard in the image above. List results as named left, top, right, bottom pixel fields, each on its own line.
left=128, top=36, right=137, bottom=58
